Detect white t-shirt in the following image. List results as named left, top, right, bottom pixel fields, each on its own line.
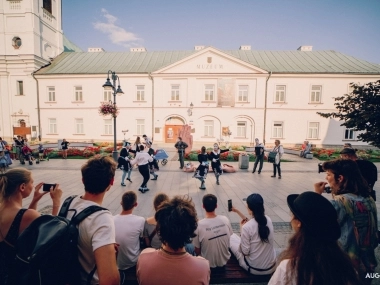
left=114, top=214, right=145, bottom=270
left=240, top=215, right=276, bottom=270
left=64, top=196, right=116, bottom=285
left=268, top=259, right=296, bottom=285
left=193, top=215, right=233, bottom=267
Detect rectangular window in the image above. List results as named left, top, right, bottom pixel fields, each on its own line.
left=75, top=86, right=83, bottom=101
left=204, top=84, right=214, bottom=101
left=48, top=118, right=57, bottom=134
left=171, top=85, right=180, bottom=101
left=104, top=90, right=112, bottom=102
left=17, top=81, right=24, bottom=95
left=344, top=128, right=355, bottom=140
left=75, top=119, right=84, bottom=134
left=43, top=0, right=52, bottom=14
left=237, top=122, right=246, bottom=137
left=308, top=122, right=319, bottom=139
left=275, top=85, right=286, bottom=102
left=136, top=85, right=145, bottom=101
left=136, top=119, right=145, bottom=135
left=310, top=85, right=322, bottom=103
left=238, top=85, right=248, bottom=102
left=204, top=120, right=214, bottom=137
left=104, top=119, right=112, bottom=135
left=272, top=122, right=283, bottom=138
left=48, top=87, right=55, bottom=102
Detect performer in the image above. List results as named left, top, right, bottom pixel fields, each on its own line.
left=146, top=142, right=159, bottom=180
left=142, top=134, right=153, bottom=146
left=129, top=145, right=153, bottom=193
left=132, top=136, right=143, bottom=154
left=118, top=142, right=135, bottom=186
left=193, top=146, right=209, bottom=190
left=208, top=143, right=229, bottom=185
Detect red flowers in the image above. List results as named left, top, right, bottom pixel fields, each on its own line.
left=99, top=102, right=119, bottom=117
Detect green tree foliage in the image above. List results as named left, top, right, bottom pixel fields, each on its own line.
left=317, top=80, right=380, bottom=148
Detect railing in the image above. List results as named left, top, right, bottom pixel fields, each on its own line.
left=9, top=1, right=22, bottom=10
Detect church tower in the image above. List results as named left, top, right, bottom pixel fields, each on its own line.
left=0, top=0, right=63, bottom=140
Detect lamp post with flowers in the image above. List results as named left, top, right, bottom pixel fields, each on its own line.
left=101, top=71, right=124, bottom=161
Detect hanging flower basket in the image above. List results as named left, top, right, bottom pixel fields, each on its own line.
left=99, top=101, right=119, bottom=117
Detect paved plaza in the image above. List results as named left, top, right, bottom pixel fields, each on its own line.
left=10, top=146, right=380, bottom=283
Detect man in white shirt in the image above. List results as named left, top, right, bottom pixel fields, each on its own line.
left=129, top=145, right=153, bottom=193
left=193, top=194, right=233, bottom=269
left=64, top=156, right=119, bottom=285
left=114, top=191, right=145, bottom=273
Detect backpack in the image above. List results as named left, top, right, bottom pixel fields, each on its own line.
left=8, top=196, right=107, bottom=285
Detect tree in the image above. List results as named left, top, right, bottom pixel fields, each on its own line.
left=317, top=80, right=380, bottom=148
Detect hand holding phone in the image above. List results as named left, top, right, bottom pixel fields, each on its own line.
left=43, top=183, right=57, bottom=192
left=228, top=199, right=232, bottom=212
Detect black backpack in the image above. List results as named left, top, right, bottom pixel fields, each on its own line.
left=8, top=196, right=107, bottom=285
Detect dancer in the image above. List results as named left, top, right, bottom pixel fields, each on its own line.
left=146, top=142, right=158, bottom=180
left=118, top=143, right=135, bottom=186
left=174, top=137, right=188, bottom=169
left=132, top=136, right=143, bottom=154
left=193, top=146, right=209, bottom=190
left=142, top=134, right=153, bottom=146
left=208, top=143, right=229, bottom=185
left=129, top=145, right=153, bottom=193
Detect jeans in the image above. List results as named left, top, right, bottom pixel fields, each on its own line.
left=253, top=155, right=264, bottom=172
left=273, top=162, right=281, bottom=176
left=138, top=164, right=150, bottom=188
left=178, top=151, right=185, bottom=168
left=121, top=168, right=131, bottom=183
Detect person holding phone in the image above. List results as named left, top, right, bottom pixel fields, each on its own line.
left=0, top=168, right=62, bottom=285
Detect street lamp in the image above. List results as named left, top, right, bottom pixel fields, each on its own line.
left=187, top=102, right=194, bottom=116
left=102, top=70, right=124, bottom=161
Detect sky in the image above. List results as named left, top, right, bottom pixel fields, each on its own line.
left=62, top=0, right=380, bottom=64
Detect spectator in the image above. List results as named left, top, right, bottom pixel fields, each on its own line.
left=302, top=141, right=312, bottom=158
left=114, top=191, right=145, bottom=281
left=299, top=140, right=307, bottom=157
left=62, top=156, right=119, bottom=285
left=0, top=152, right=7, bottom=173
left=269, top=192, right=361, bottom=285
left=252, top=138, right=264, bottom=174
left=343, top=142, right=352, bottom=148
left=132, top=137, right=143, bottom=153
left=314, top=159, right=378, bottom=283
left=270, top=139, right=284, bottom=179
left=143, top=193, right=169, bottom=249
left=137, top=196, right=210, bottom=285
left=0, top=168, right=62, bottom=285
left=174, top=137, right=188, bottom=169
left=61, top=139, right=70, bottom=159
left=193, top=194, right=233, bottom=269
left=13, top=137, right=22, bottom=160
left=0, top=138, right=6, bottom=152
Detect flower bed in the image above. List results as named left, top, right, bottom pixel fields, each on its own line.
left=312, top=148, right=380, bottom=162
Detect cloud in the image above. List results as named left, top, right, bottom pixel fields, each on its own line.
left=93, top=9, right=141, bottom=47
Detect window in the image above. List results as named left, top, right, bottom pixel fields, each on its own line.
left=236, top=122, right=246, bottom=137
left=308, top=122, right=319, bottom=139
left=48, top=87, right=55, bottom=102
left=344, top=128, right=355, bottom=140
left=204, top=120, right=214, bottom=137
left=275, top=85, right=286, bottom=102
left=43, top=0, right=52, bottom=14
left=272, top=122, right=283, bottom=138
left=310, top=85, right=322, bottom=103
left=136, top=85, right=145, bottom=101
left=238, top=85, right=248, bottom=102
left=75, top=119, right=84, bottom=134
left=17, top=81, right=23, bottom=95
left=104, top=90, right=112, bottom=101
left=104, top=119, right=112, bottom=135
left=171, top=85, right=180, bottom=101
left=48, top=118, right=57, bottom=134
left=204, top=84, right=214, bottom=101
left=136, top=119, right=145, bottom=135
left=74, top=86, right=83, bottom=101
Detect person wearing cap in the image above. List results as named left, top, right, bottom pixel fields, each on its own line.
left=270, top=140, right=284, bottom=179
left=269, top=191, right=360, bottom=285
left=252, top=138, right=264, bottom=174
left=118, top=142, right=135, bottom=186
left=229, top=193, right=276, bottom=275
left=340, top=147, right=377, bottom=201
left=314, top=159, right=378, bottom=283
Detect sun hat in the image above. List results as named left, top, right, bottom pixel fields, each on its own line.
left=287, top=192, right=340, bottom=241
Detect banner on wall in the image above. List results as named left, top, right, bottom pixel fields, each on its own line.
left=217, top=79, right=235, bottom=107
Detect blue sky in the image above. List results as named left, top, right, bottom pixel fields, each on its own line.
left=62, top=0, right=380, bottom=64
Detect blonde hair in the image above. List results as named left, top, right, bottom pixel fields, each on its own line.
left=153, top=192, right=169, bottom=211
left=0, top=168, right=31, bottom=202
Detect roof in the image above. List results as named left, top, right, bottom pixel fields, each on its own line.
left=62, top=34, right=83, bottom=52
left=35, top=48, right=380, bottom=75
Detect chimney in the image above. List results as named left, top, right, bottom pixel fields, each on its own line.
left=297, top=46, right=313, bottom=51
left=88, top=48, right=105, bottom=52
left=130, top=47, right=147, bottom=52
left=194, top=46, right=205, bottom=51
left=239, top=45, right=251, bottom=50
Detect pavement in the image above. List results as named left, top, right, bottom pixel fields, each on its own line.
left=10, top=144, right=380, bottom=284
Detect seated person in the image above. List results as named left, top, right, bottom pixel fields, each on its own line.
left=230, top=193, right=276, bottom=275
left=114, top=191, right=145, bottom=272
left=193, top=194, right=233, bottom=269
left=303, top=141, right=312, bottom=158
left=137, top=196, right=210, bottom=285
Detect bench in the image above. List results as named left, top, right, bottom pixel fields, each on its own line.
left=120, top=253, right=272, bottom=285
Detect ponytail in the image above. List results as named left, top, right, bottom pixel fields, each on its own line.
left=250, top=203, right=270, bottom=243
left=0, top=168, right=31, bottom=202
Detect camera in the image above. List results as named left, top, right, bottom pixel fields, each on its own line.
left=324, top=185, right=332, bottom=194
left=318, top=163, right=325, bottom=173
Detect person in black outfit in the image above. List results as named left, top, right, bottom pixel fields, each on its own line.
left=340, top=148, right=378, bottom=201
left=193, top=146, right=209, bottom=190
left=252, top=138, right=264, bottom=174
left=13, top=137, right=22, bottom=160
left=129, top=145, right=153, bottom=193
left=61, top=139, right=70, bottom=159
left=146, top=142, right=159, bottom=180
left=118, top=143, right=135, bottom=186
left=174, top=137, right=188, bottom=169
left=208, top=143, right=229, bottom=185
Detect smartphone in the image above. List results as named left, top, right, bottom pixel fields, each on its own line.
left=43, top=183, right=56, bottom=192
left=228, top=199, right=232, bottom=212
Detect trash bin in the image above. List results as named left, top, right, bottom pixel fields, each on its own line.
left=238, top=154, right=249, bottom=169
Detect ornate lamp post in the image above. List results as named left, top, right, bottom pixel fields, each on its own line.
left=102, top=71, right=124, bottom=161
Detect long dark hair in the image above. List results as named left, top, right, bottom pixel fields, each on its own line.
left=280, top=227, right=360, bottom=285
left=248, top=202, right=269, bottom=243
